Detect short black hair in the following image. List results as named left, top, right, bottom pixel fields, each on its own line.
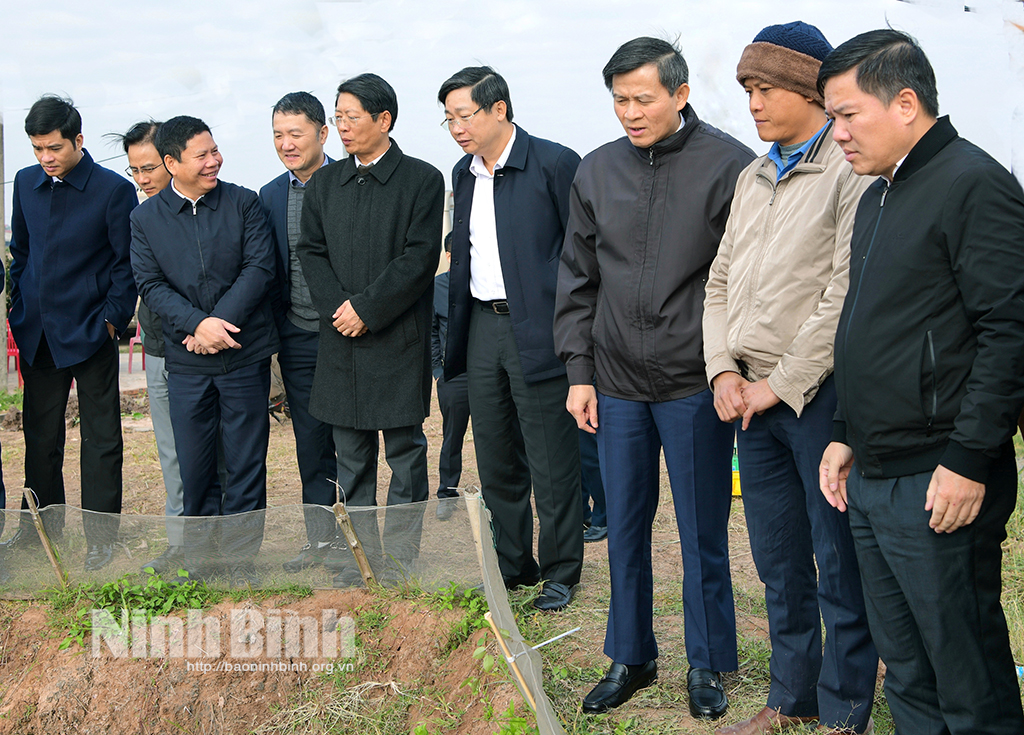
left=106, top=120, right=161, bottom=154
left=444, top=231, right=453, bottom=253
left=273, top=91, right=326, bottom=129
left=25, top=95, right=82, bottom=141
left=602, top=37, right=689, bottom=93
left=817, top=29, right=939, bottom=118
left=336, top=73, right=398, bottom=132
left=154, top=116, right=212, bottom=162
left=437, top=66, right=514, bottom=123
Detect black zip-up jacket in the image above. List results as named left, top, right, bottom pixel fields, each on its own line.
left=833, top=116, right=1024, bottom=483
left=130, top=180, right=279, bottom=375
left=554, top=105, right=754, bottom=401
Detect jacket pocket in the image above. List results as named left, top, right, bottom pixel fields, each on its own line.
left=919, top=329, right=937, bottom=431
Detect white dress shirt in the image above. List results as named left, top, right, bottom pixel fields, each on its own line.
left=469, top=125, right=517, bottom=301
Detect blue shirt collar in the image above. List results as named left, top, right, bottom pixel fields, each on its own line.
left=767, top=121, right=830, bottom=181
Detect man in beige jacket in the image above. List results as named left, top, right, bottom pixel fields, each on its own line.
left=703, top=22, right=877, bottom=735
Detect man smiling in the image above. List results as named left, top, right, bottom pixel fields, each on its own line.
left=555, top=37, right=753, bottom=718
left=259, top=92, right=339, bottom=573
left=130, top=115, right=279, bottom=586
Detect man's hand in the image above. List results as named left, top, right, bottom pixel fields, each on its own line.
left=925, top=464, right=985, bottom=533
left=567, top=384, right=599, bottom=434
left=333, top=300, right=367, bottom=337
left=819, top=442, right=854, bottom=512
left=183, top=334, right=214, bottom=355
left=193, top=317, right=241, bottom=352
left=107, top=322, right=116, bottom=340
left=740, top=379, right=781, bottom=431
left=712, top=371, right=748, bottom=423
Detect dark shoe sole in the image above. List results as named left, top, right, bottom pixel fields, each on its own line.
left=582, top=672, right=657, bottom=713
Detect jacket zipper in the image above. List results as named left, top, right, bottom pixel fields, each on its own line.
left=637, top=146, right=655, bottom=396
left=925, top=329, right=937, bottom=431
left=840, top=182, right=888, bottom=429
left=190, top=204, right=223, bottom=371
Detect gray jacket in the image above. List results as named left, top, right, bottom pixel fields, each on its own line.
left=555, top=105, right=754, bottom=402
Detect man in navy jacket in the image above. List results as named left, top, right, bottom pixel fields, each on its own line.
left=8, top=96, right=137, bottom=571
left=259, top=92, right=339, bottom=572
left=131, top=116, right=279, bottom=586
left=438, top=66, right=583, bottom=611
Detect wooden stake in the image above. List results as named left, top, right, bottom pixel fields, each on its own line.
left=22, top=488, right=67, bottom=589
left=484, top=611, right=537, bottom=712
left=332, top=502, right=376, bottom=587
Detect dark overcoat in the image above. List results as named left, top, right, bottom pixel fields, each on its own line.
left=297, top=140, right=444, bottom=430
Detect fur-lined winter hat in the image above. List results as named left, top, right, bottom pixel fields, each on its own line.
left=736, top=21, right=833, bottom=106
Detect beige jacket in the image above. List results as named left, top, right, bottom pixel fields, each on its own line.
left=703, top=125, right=872, bottom=415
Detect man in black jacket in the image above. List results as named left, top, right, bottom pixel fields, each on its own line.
left=818, top=30, right=1024, bottom=735
left=131, top=116, right=279, bottom=586
left=439, top=66, right=583, bottom=611
left=555, top=37, right=753, bottom=717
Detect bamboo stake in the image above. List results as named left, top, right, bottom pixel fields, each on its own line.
left=22, top=488, right=67, bottom=589
left=332, top=502, right=376, bottom=587
left=484, top=610, right=537, bottom=712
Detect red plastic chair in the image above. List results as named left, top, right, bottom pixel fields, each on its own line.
left=128, top=321, right=145, bottom=373
left=6, top=321, right=23, bottom=389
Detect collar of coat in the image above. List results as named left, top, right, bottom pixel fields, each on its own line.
left=163, top=178, right=225, bottom=213
left=753, top=119, right=835, bottom=182
left=339, top=139, right=403, bottom=185
left=631, top=103, right=700, bottom=161
left=33, top=147, right=94, bottom=191
left=892, top=115, right=957, bottom=185
left=452, top=126, right=532, bottom=182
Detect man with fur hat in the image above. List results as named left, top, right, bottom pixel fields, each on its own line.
left=703, top=22, right=877, bottom=735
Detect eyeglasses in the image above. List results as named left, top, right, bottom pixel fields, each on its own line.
left=126, top=163, right=165, bottom=177
left=441, top=108, right=483, bottom=130
left=330, top=112, right=378, bottom=127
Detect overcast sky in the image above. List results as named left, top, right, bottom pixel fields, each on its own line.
left=3, top=0, right=1024, bottom=226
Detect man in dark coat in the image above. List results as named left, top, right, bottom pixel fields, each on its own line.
left=297, top=73, right=444, bottom=586
left=258, top=92, right=340, bottom=572
left=438, top=65, right=583, bottom=612
left=8, top=95, right=138, bottom=571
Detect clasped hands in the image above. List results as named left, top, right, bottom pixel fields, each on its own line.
left=333, top=300, right=366, bottom=337
left=711, top=371, right=780, bottom=430
left=183, top=317, right=241, bottom=355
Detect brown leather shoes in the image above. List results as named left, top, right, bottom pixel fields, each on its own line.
left=715, top=706, right=817, bottom=735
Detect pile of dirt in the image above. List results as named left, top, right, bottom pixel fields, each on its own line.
left=0, top=589, right=519, bottom=735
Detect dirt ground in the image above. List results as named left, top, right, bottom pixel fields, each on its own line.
left=0, top=389, right=776, bottom=734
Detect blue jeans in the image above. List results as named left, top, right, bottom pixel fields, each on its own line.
left=736, top=376, right=876, bottom=728
left=598, top=389, right=736, bottom=670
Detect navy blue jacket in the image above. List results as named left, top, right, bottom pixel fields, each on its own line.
left=9, top=149, right=138, bottom=368
left=258, top=155, right=333, bottom=321
left=129, top=180, right=279, bottom=374
left=444, top=127, right=580, bottom=384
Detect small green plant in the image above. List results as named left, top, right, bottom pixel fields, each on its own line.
left=431, top=581, right=489, bottom=649
left=490, top=701, right=539, bottom=734
left=0, top=389, right=23, bottom=412
left=50, top=571, right=220, bottom=650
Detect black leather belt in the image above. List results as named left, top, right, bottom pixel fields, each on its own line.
left=477, top=299, right=510, bottom=315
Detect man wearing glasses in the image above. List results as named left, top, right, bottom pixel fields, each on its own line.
left=437, top=66, right=583, bottom=611
left=297, top=74, right=444, bottom=586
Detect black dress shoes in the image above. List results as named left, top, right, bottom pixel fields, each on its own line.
left=582, top=660, right=658, bottom=713
left=688, top=667, right=728, bottom=719
left=84, top=543, right=114, bottom=571
left=532, top=581, right=576, bottom=611
left=502, top=573, right=541, bottom=591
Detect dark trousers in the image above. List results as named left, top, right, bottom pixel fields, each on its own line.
left=435, top=373, right=469, bottom=496
left=277, top=319, right=337, bottom=542
left=580, top=429, right=606, bottom=528
left=467, top=305, right=583, bottom=587
left=848, top=450, right=1024, bottom=735
left=21, top=334, right=122, bottom=544
left=168, top=359, right=270, bottom=567
left=736, top=377, right=876, bottom=728
left=598, top=389, right=736, bottom=670
left=333, top=424, right=428, bottom=566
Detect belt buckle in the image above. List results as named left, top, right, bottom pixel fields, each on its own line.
left=491, top=300, right=510, bottom=315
